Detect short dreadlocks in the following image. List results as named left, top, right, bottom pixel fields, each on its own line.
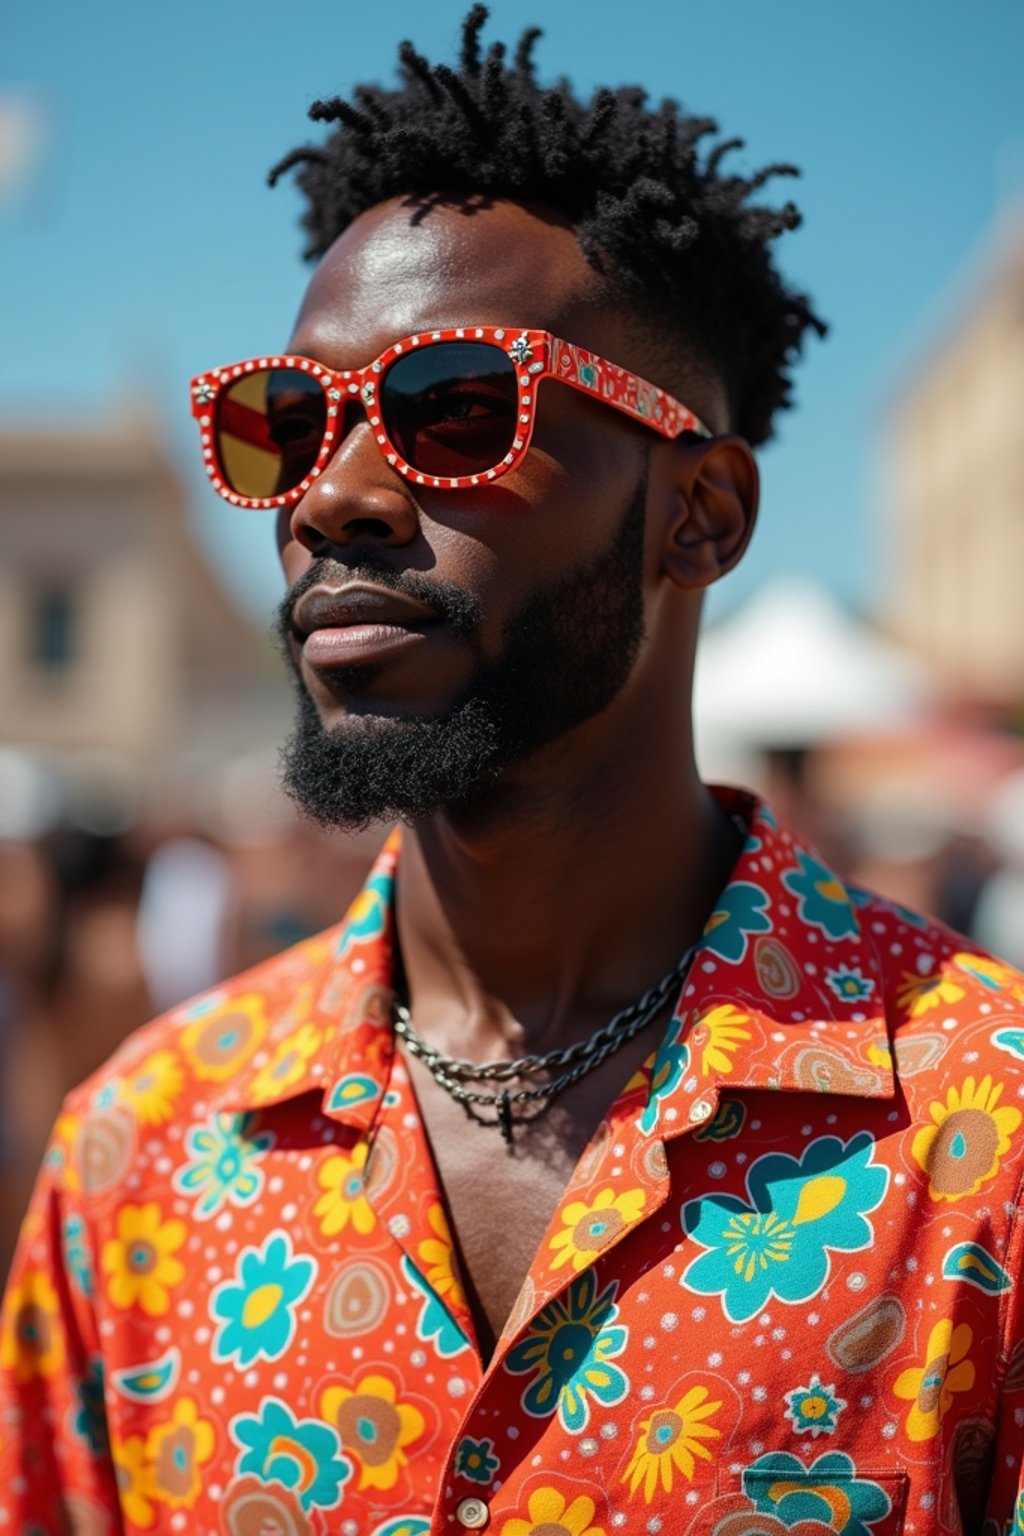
left=269, top=6, right=826, bottom=448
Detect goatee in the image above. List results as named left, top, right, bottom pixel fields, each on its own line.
left=275, top=477, right=647, bottom=830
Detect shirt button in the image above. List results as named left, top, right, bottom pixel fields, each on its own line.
left=456, top=1496, right=490, bottom=1529
left=689, top=1099, right=712, bottom=1122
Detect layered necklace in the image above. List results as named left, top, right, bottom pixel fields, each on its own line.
left=393, top=941, right=697, bottom=1148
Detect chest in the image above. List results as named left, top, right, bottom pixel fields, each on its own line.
left=397, top=1007, right=682, bottom=1358
left=403, top=1055, right=586, bottom=1359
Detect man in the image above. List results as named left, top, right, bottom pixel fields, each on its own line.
left=3, top=11, right=1024, bottom=1534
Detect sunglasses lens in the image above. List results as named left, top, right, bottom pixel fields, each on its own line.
left=215, top=368, right=326, bottom=500
left=381, top=343, right=519, bottom=479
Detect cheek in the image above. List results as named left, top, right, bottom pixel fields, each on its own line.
left=529, top=387, right=645, bottom=508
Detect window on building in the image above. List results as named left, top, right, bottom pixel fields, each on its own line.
left=31, top=586, right=76, bottom=671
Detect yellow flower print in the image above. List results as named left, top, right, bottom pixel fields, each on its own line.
left=689, top=1004, right=752, bottom=1077
left=911, top=1074, right=1021, bottom=1202
left=321, top=1372, right=425, bottom=1490
left=0, top=1269, right=65, bottom=1383
left=314, top=1142, right=377, bottom=1236
left=180, top=992, right=268, bottom=1082
left=866, top=1042, right=893, bottom=1071
left=893, top=1319, right=975, bottom=1440
left=501, top=1486, right=605, bottom=1536
left=623, top=1384, right=722, bottom=1501
left=417, top=1202, right=466, bottom=1307
left=101, top=1202, right=186, bottom=1315
left=111, top=1432, right=156, bottom=1528
left=146, top=1396, right=215, bottom=1509
left=548, top=1187, right=646, bottom=1272
left=897, top=969, right=966, bottom=1018
left=46, top=1109, right=82, bottom=1192
left=249, top=1022, right=323, bottom=1104
left=118, top=1050, right=184, bottom=1126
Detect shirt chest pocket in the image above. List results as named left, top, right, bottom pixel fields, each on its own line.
left=692, top=1461, right=910, bottom=1536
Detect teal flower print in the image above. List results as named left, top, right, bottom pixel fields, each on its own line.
left=212, top=1231, right=315, bottom=1365
left=174, top=1112, right=273, bottom=1219
left=849, top=883, right=929, bottom=929
left=1013, top=1490, right=1024, bottom=1536
left=743, top=1450, right=892, bottom=1536
left=505, top=1269, right=629, bottom=1433
left=337, top=870, right=392, bottom=959
left=63, top=1214, right=94, bottom=1299
left=73, top=1359, right=108, bottom=1455
left=700, top=882, right=772, bottom=963
left=783, top=851, right=859, bottom=940
left=639, top=1017, right=690, bottom=1133
left=825, top=966, right=875, bottom=1003
left=371, top=1521, right=431, bottom=1536
left=454, top=1435, right=500, bottom=1484
left=231, top=1396, right=350, bottom=1512
left=401, top=1255, right=470, bottom=1359
left=681, top=1132, right=888, bottom=1324
left=783, top=1374, right=846, bottom=1437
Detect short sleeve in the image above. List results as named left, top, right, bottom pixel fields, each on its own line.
left=0, top=1110, right=119, bottom=1531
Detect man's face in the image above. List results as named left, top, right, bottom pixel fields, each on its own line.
left=274, top=198, right=686, bottom=829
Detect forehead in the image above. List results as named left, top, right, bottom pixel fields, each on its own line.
left=289, top=197, right=612, bottom=365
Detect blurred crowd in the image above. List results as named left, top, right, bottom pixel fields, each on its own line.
left=0, top=752, right=381, bottom=1278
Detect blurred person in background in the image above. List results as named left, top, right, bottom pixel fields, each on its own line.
left=0, top=826, right=149, bottom=1277
left=972, top=770, right=1024, bottom=967
left=4, top=10, right=1024, bottom=1533
left=135, top=834, right=233, bottom=1014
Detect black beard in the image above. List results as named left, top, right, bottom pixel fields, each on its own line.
left=274, top=478, right=647, bottom=831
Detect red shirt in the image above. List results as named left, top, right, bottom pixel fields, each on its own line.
left=3, top=788, right=1024, bottom=1536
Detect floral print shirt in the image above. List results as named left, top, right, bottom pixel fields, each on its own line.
left=3, top=788, right=1024, bottom=1536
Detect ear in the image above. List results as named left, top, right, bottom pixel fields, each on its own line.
left=657, top=434, right=759, bottom=590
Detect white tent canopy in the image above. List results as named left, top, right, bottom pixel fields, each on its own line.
left=693, top=577, right=937, bottom=749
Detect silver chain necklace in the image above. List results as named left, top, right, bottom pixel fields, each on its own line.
left=393, top=941, right=697, bottom=1148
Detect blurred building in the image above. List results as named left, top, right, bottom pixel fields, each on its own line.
left=884, top=214, right=1024, bottom=707
left=0, top=415, right=380, bottom=1276
left=0, top=414, right=288, bottom=779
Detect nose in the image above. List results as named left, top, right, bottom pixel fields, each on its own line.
left=285, top=412, right=419, bottom=556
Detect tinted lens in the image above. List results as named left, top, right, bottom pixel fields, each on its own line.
left=215, top=368, right=326, bottom=499
left=380, top=342, right=519, bottom=478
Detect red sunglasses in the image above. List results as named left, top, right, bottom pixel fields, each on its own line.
left=189, top=326, right=712, bottom=509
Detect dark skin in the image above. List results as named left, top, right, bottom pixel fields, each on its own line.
left=278, top=196, right=759, bottom=1362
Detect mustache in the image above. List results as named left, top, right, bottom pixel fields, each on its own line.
left=274, top=559, right=482, bottom=646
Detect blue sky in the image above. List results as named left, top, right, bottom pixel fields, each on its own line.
left=3, top=0, right=1023, bottom=623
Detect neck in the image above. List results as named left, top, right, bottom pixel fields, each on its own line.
left=393, top=699, right=742, bottom=1061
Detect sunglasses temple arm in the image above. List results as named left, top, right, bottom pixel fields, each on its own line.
left=545, top=334, right=712, bottom=441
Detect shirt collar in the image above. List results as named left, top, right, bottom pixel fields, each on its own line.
left=204, top=792, right=894, bottom=1126
left=643, top=787, right=895, bottom=1143
left=203, top=830, right=401, bottom=1128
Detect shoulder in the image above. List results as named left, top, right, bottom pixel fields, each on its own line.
left=57, top=920, right=347, bottom=1161
left=852, top=881, right=1024, bottom=1110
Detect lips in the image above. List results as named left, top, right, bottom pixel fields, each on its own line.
left=291, top=582, right=441, bottom=669
left=292, top=582, right=440, bottom=638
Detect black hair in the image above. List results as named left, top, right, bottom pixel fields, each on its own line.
left=269, top=5, right=826, bottom=447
